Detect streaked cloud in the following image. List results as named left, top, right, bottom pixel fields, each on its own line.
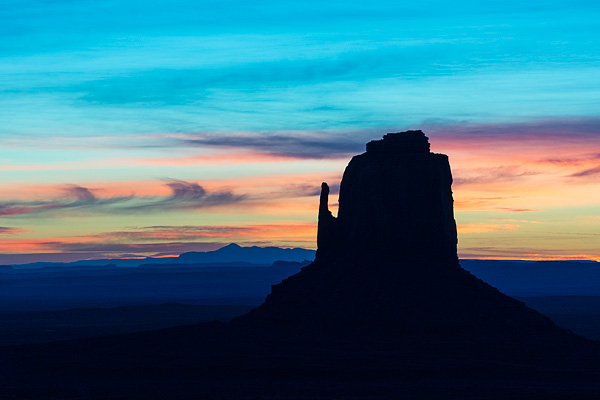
left=0, top=184, right=131, bottom=217
left=0, top=227, right=24, bottom=235
left=569, top=165, right=600, bottom=178
left=544, top=153, right=600, bottom=166
left=453, top=166, right=539, bottom=187
left=65, top=185, right=96, bottom=200
left=178, top=132, right=364, bottom=159
left=0, top=181, right=245, bottom=217
left=459, top=246, right=600, bottom=262
left=496, top=208, right=541, bottom=213
left=427, top=117, right=600, bottom=141
left=120, top=180, right=246, bottom=213
left=457, top=223, right=521, bottom=234
left=55, top=224, right=317, bottom=251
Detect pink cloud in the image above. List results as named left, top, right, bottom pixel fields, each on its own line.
left=0, top=227, right=24, bottom=235
left=569, top=165, right=600, bottom=178
left=457, top=223, right=521, bottom=234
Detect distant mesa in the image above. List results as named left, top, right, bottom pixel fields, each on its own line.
left=177, top=243, right=315, bottom=265
left=8, top=242, right=316, bottom=269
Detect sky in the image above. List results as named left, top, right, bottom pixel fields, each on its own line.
left=1, top=0, right=599, bottom=263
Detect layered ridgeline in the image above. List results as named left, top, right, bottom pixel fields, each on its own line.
left=242, top=131, right=577, bottom=344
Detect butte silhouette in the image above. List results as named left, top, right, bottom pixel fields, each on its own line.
left=2, top=131, right=599, bottom=399
left=242, top=130, right=578, bottom=343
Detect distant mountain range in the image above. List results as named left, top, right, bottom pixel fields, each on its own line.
left=4, top=243, right=316, bottom=269
left=177, top=243, right=315, bottom=265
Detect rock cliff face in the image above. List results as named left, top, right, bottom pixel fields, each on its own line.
left=242, top=131, right=577, bottom=345
left=317, top=130, right=457, bottom=263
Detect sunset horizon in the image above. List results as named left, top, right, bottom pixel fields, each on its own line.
left=1, top=1, right=599, bottom=264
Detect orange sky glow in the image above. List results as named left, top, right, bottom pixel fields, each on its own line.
left=1, top=123, right=598, bottom=263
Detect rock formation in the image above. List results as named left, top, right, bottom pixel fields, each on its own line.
left=317, top=130, right=457, bottom=263
left=243, top=131, right=580, bottom=345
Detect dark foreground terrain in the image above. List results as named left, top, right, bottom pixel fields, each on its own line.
left=2, top=295, right=600, bottom=348
left=0, top=303, right=254, bottom=346
left=2, top=318, right=600, bottom=400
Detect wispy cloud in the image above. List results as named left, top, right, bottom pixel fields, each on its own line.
left=176, top=132, right=365, bottom=159
left=453, top=166, right=539, bottom=187
left=496, top=207, right=541, bottom=212
left=428, top=118, right=600, bottom=168
left=0, top=227, right=24, bottom=235
left=120, top=180, right=246, bottom=213
left=5, top=117, right=599, bottom=163
left=543, top=153, right=600, bottom=166
left=457, top=223, right=521, bottom=234
left=1, top=130, right=368, bottom=161
left=65, top=185, right=96, bottom=200
left=39, top=224, right=315, bottom=245
left=459, top=244, right=600, bottom=262
left=0, top=184, right=132, bottom=217
left=569, top=165, right=600, bottom=178
left=489, top=218, right=542, bottom=223
left=252, top=183, right=336, bottom=200
left=71, top=42, right=477, bottom=106
left=0, top=181, right=245, bottom=217
left=125, top=117, right=599, bottom=162
left=427, top=117, right=600, bottom=141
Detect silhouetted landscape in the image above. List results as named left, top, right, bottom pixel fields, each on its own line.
left=1, top=131, right=599, bottom=399
left=2, top=256, right=600, bottom=346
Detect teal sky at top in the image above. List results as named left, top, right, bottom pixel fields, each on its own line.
left=2, top=0, right=599, bottom=139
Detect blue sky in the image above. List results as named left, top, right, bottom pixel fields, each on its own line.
left=1, top=1, right=599, bottom=262
left=2, top=0, right=599, bottom=136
